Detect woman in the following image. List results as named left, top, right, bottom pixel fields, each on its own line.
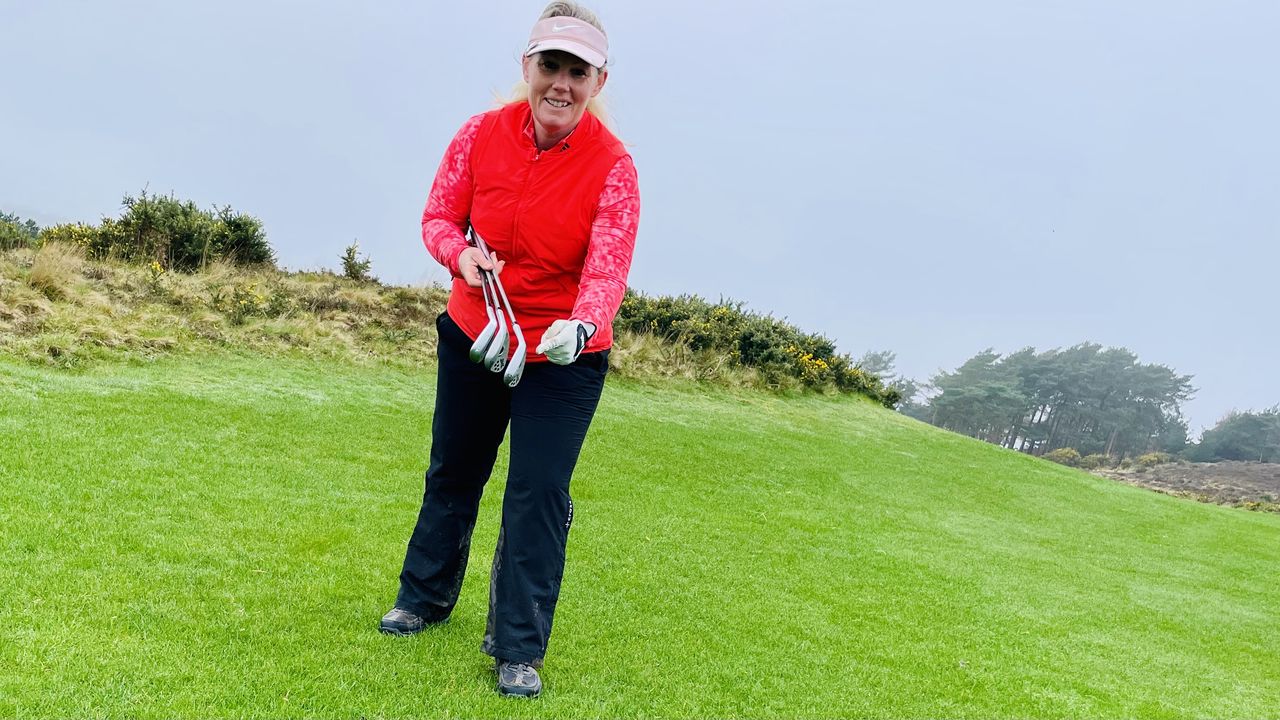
left=380, top=1, right=639, bottom=699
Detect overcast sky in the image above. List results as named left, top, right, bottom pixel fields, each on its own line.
left=3, top=0, right=1277, bottom=436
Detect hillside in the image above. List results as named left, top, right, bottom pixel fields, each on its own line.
left=0, top=243, right=896, bottom=401
left=2, top=354, right=1277, bottom=718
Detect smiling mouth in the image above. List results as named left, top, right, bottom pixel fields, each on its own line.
left=544, top=98, right=571, bottom=108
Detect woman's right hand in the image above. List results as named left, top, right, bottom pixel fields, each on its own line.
left=458, top=247, right=505, bottom=288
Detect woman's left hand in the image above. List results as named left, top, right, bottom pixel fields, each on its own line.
left=537, top=319, right=596, bottom=364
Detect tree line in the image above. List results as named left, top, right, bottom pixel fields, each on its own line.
left=889, top=344, right=1278, bottom=463
left=1188, top=407, right=1280, bottom=463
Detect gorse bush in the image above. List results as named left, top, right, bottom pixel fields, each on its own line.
left=213, top=282, right=271, bottom=326
left=341, top=241, right=374, bottom=282
left=33, top=191, right=274, bottom=271
left=1044, top=447, right=1082, bottom=467
left=1136, top=452, right=1175, bottom=468
left=39, top=222, right=98, bottom=250
left=212, top=207, right=273, bottom=267
left=1079, top=453, right=1113, bottom=470
left=614, top=290, right=899, bottom=406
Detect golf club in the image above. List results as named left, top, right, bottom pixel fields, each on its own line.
left=481, top=269, right=510, bottom=373
left=471, top=230, right=526, bottom=387
left=483, top=265, right=525, bottom=387
left=469, top=268, right=500, bottom=363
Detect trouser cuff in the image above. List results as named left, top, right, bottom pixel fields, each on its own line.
left=482, top=641, right=544, bottom=667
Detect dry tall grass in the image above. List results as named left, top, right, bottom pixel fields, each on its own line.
left=609, top=331, right=764, bottom=389
left=27, top=242, right=83, bottom=300
left=1, top=246, right=450, bottom=368
left=2, top=247, right=791, bottom=394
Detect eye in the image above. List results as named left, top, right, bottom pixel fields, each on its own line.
left=539, top=59, right=560, bottom=73
left=570, top=67, right=589, bottom=79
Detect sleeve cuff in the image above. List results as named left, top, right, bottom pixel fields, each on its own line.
left=449, top=244, right=468, bottom=278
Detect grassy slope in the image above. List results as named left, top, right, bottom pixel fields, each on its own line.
left=1, top=354, right=1277, bottom=719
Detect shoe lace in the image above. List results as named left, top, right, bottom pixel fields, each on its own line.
left=505, top=662, right=536, bottom=684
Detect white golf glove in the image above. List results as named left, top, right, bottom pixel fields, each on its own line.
left=536, top=319, right=596, bottom=365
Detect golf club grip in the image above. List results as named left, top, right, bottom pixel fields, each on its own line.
left=471, top=228, right=494, bottom=259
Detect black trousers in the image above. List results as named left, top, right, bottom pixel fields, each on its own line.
left=396, top=312, right=608, bottom=664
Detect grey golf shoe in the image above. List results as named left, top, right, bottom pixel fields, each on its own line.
left=378, top=607, right=427, bottom=636
left=495, top=659, right=542, bottom=698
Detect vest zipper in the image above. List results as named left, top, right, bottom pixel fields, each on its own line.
left=511, top=148, right=543, bottom=261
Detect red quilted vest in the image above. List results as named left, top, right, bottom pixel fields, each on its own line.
left=446, top=101, right=626, bottom=361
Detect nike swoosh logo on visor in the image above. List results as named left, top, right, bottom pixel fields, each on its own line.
left=551, top=23, right=576, bottom=32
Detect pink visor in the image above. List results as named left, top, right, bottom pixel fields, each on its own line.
left=525, top=17, right=608, bottom=68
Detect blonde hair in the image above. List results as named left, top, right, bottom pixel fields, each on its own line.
left=538, top=1, right=603, bottom=35
left=502, top=1, right=612, bottom=128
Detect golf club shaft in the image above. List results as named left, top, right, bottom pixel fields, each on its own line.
left=479, top=265, right=494, bottom=311
left=467, top=259, right=502, bottom=358
left=480, top=265, right=502, bottom=318
left=471, top=230, right=521, bottom=337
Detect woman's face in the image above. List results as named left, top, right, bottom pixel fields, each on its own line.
left=522, top=50, right=607, bottom=143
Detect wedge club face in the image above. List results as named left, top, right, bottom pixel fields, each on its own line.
left=484, top=322, right=510, bottom=372
left=475, top=254, right=525, bottom=386
left=469, top=276, right=499, bottom=363
left=503, top=323, right=527, bottom=387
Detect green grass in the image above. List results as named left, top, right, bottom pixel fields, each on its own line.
left=2, top=353, right=1278, bottom=718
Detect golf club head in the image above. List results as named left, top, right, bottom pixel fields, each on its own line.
left=469, top=274, right=500, bottom=363
left=503, top=324, right=527, bottom=387
left=484, top=323, right=510, bottom=372
left=469, top=319, right=498, bottom=363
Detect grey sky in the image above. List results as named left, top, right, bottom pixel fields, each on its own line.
left=3, top=1, right=1277, bottom=436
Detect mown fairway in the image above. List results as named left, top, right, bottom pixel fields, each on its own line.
left=1, top=355, right=1277, bottom=718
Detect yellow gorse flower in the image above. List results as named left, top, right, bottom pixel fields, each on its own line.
left=785, top=344, right=831, bottom=382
